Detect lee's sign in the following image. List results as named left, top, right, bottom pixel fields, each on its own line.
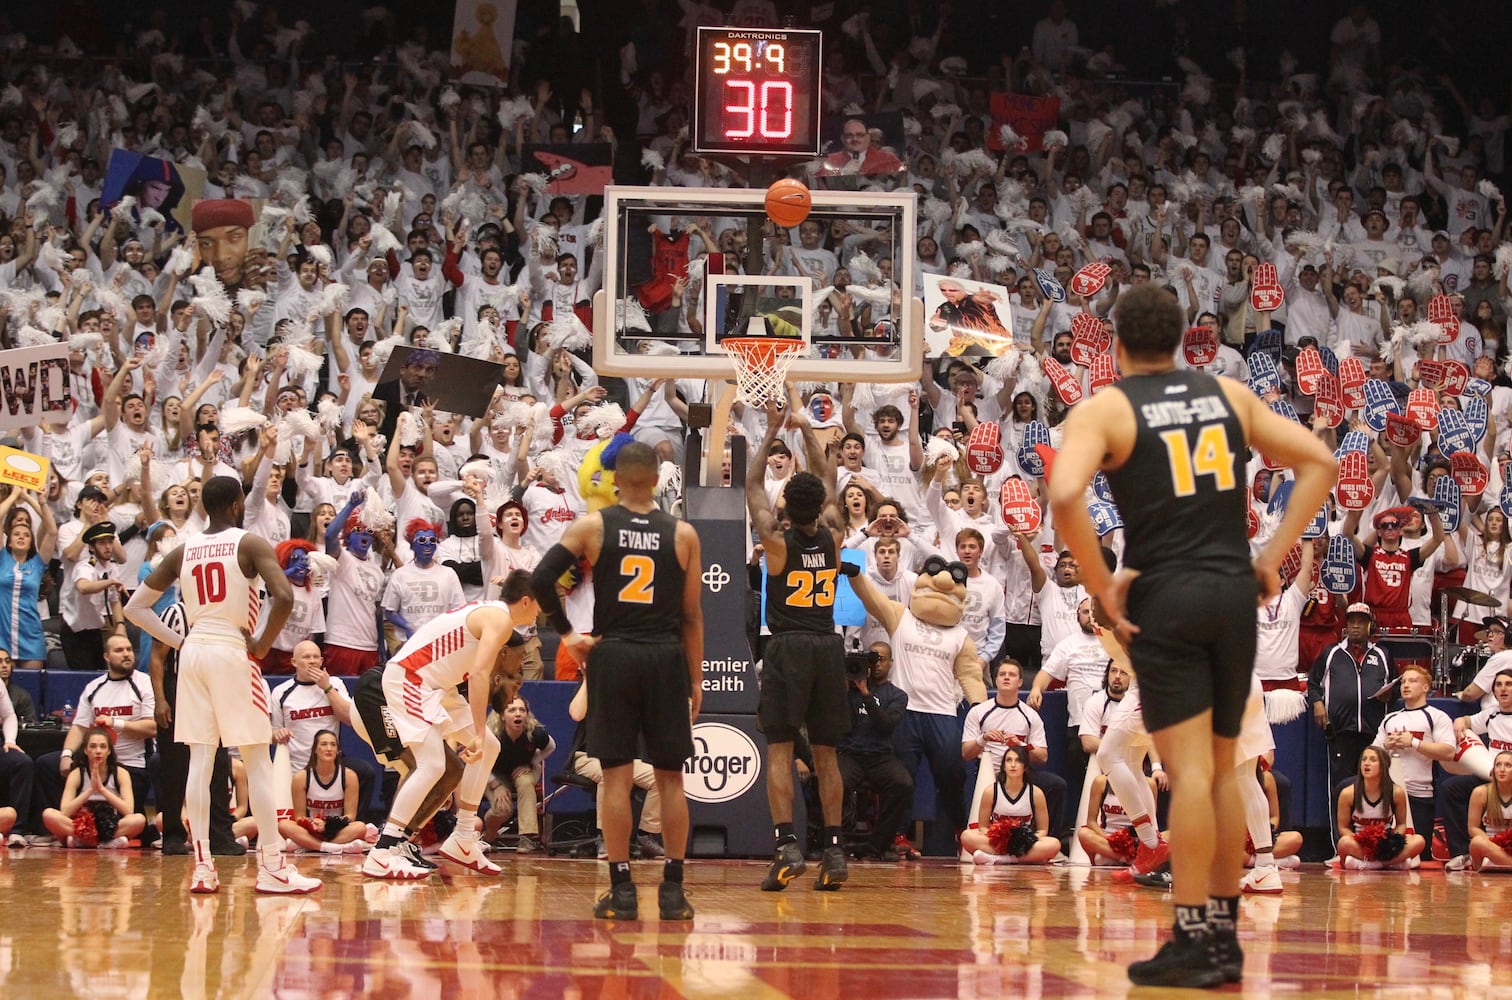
left=0, top=344, right=71, bottom=432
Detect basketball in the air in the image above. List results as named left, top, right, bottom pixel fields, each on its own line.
left=765, top=179, right=812, bottom=228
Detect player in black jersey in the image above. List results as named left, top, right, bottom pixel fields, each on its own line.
left=747, top=399, right=856, bottom=893
left=1049, top=285, right=1336, bottom=989
left=530, top=442, right=703, bottom=922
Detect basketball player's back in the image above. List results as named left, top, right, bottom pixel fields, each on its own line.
left=180, top=528, right=258, bottom=648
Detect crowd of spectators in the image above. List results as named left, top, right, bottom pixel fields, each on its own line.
left=0, top=0, right=1508, bottom=861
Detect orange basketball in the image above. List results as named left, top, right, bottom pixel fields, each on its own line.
left=765, top=179, right=812, bottom=228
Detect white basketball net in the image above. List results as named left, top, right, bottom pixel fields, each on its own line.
left=723, top=337, right=805, bottom=408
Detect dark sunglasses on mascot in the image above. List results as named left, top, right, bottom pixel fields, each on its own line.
left=921, top=556, right=969, bottom=586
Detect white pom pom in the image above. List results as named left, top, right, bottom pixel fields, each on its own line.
left=219, top=406, right=271, bottom=436
left=280, top=408, right=320, bottom=441
left=1479, top=179, right=1503, bottom=203
left=236, top=289, right=267, bottom=313
left=460, top=459, right=494, bottom=482
left=1042, top=129, right=1068, bottom=151
left=574, top=403, right=627, bottom=440
left=189, top=268, right=232, bottom=324
left=1301, top=148, right=1322, bottom=165
left=641, top=147, right=665, bottom=172
left=1495, top=245, right=1512, bottom=281
left=356, top=485, right=394, bottom=535
left=923, top=435, right=960, bottom=467
left=166, top=245, right=195, bottom=277
left=317, top=398, right=344, bottom=433
left=283, top=343, right=324, bottom=380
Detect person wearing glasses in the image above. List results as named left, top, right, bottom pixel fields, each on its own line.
left=1455, top=615, right=1512, bottom=711
left=1338, top=504, right=1445, bottom=631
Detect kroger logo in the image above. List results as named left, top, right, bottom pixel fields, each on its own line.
left=684, top=723, right=761, bottom=803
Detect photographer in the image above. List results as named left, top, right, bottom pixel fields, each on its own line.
left=835, top=642, right=913, bottom=861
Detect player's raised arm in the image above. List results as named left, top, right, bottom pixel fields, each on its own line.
left=124, top=544, right=187, bottom=650
left=746, top=406, right=788, bottom=562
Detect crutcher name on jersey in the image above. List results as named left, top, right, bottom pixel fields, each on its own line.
left=1140, top=397, right=1227, bottom=428
left=618, top=529, right=662, bottom=550
left=191, top=542, right=240, bottom=560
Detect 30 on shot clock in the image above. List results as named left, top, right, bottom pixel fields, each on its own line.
left=693, top=26, right=822, bottom=157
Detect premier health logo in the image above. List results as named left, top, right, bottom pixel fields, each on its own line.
left=684, top=723, right=761, bottom=803
left=702, top=563, right=730, bottom=593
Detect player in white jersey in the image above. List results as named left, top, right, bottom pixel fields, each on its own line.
left=126, top=475, right=316, bottom=896
left=352, top=570, right=541, bottom=879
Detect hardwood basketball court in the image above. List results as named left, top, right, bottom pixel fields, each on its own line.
left=0, top=849, right=1502, bottom=998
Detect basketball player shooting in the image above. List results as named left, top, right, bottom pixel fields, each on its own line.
left=126, top=475, right=318, bottom=896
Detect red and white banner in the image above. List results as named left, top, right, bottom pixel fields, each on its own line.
left=1338, top=356, right=1367, bottom=410
left=1313, top=371, right=1343, bottom=427
left=1405, top=387, right=1439, bottom=431
left=988, top=93, right=1063, bottom=153
left=1250, top=263, right=1285, bottom=312
left=1383, top=412, right=1422, bottom=447
left=1451, top=452, right=1489, bottom=497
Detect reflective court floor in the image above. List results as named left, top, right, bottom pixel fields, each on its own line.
left=2, top=850, right=1509, bottom=998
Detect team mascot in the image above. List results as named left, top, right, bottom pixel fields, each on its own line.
left=577, top=425, right=636, bottom=512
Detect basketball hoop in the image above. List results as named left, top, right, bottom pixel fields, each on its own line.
left=722, top=336, right=806, bottom=408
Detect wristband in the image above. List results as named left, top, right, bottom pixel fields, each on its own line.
left=837, top=561, right=860, bottom=578
left=1411, top=737, right=1421, bottom=750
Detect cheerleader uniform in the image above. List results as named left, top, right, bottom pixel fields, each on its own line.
left=304, top=766, right=348, bottom=820
left=1350, top=787, right=1394, bottom=833
left=991, top=780, right=1035, bottom=823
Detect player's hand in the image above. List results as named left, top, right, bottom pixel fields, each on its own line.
left=1151, top=767, right=1169, bottom=790
left=459, top=738, right=483, bottom=763
left=247, top=631, right=274, bottom=659
left=689, top=687, right=702, bottom=724
left=156, top=702, right=173, bottom=731
left=272, top=728, right=292, bottom=745
left=1096, top=567, right=1142, bottom=646
left=562, top=632, right=599, bottom=662
left=1312, top=701, right=1329, bottom=731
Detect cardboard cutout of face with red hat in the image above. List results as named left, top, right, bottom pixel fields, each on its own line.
left=192, top=198, right=256, bottom=288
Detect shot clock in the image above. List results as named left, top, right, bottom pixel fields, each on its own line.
left=693, top=26, right=822, bottom=157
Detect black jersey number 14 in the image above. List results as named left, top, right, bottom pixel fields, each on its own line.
left=1159, top=426, right=1237, bottom=498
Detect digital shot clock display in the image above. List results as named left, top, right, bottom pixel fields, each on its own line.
left=693, top=26, right=822, bottom=157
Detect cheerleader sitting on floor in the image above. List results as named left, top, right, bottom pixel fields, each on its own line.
left=42, top=727, right=146, bottom=848
left=961, top=745, right=1061, bottom=865
left=1468, top=750, right=1512, bottom=872
left=1336, top=746, right=1424, bottom=870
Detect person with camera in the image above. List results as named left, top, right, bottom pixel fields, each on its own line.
left=1308, top=603, right=1397, bottom=821
left=835, top=641, right=912, bottom=861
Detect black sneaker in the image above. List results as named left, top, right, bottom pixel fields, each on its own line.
left=814, top=846, right=849, bottom=891
left=399, top=840, right=439, bottom=871
left=209, top=839, right=247, bottom=857
left=1211, top=929, right=1244, bottom=983
left=162, top=838, right=192, bottom=856
left=594, top=882, right=639, bottom=920
left=760, top=842, right=806, bottom=892
left=1131, top=861, right=1172, bottom=890
left=1127, top=934, right=1224, bottom=989
left=658, top=881, right=694, bottom=920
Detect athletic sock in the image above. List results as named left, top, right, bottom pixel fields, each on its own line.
left=664, top=858, right=684, bottom=883
left=455, top=824, right=480, bottom=844
left=1207, top=896, right=1239, bottom=935
left=259, top=844, right=283, bottom=870
left=1174, top=904, right=1208, bottom=943
left=824, top=826, right=842, bottom=849
left=774, top=822, right=796, bottom=847
left=1253, top=850, right=1275, bottom=867
left=1133, top=818, right=1158, bottom=848
left=610, top=861, right=632, bottom=886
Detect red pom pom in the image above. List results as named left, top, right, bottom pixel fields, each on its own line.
left=987, top=817, right=1024, bottom=855
left=1354, top=821, right=1385, bottom=858
left=1106, top=826, right=1139, bottom=862
left=72, top=809, right=99, bottom=847
left=295, top=816, right=321, bottom=835
left=1492, top=828, right=1512, bottom=851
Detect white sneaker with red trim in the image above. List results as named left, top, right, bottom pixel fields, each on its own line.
left=440, top=832, right=502, bottom=874
left=256, top=861, right=321, bottom=894
left=190, top=863, right=220, bottom=894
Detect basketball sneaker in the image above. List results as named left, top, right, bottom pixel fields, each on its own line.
left=256, top=861, right=321, bottom=895
left=440, top=832, right=502, bottom=874
left=760, top=842, right=806, bottom=891
left=593, top=881, right=639, bottom=920
left=814, top=846, right=849, bottom=891
left=190, top=862, right=220, bottom=894
left=363, top=846, right=432, bottom=880
left=658, top=881, right=694, bottom=920
left=1132, top=837, right=1170, bottom=875
left=398, top=840, right=438, bottom=870
left=893, top=835, right=922, bottom=861
left=1240, top=865, right=1283, bottom=895
left=1127, top=933, right=1224, bottom=989
left=1210, top=929, right=1245, bottom=983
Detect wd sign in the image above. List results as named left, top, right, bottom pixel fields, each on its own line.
left=684, top=723, right=761, bottom=803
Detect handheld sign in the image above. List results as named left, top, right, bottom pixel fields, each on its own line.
left=1250, top=269, right=1285, bottom=312
left=1383, top=411, right=1422, bottom=448
left=1442, top=360, right=1469, bottom=396
left=1295, top=346, right=1326, bottom=395
left=1450, top=451, right=1488, bottom=498
left=965, top=422, right=1004, bottom=474
left=1432, top=477, right=1463, bottom=532
left=1069, top=312, right=1110, bottom=366
left=1246, top=501, right=1259, bottom=539
left=1069, top=261, right=1111, bottom=298
left=999, top=478, right=1043, bottom=533
left=1182, top=325, right=1219, bottom=368
left=1437, top=408, right=1475, bottom=457
left=1247, top=351, right=1281, bottom=396
left=1464, top=395, right=1489, bottom=444
left=1267, top=479, right=1293, bottom=517
left=1334, top=430, right=1370, bottom=457
left=1279, top=543, right=1303, bottom=584
left=1405, top=387, right=1439, bottom=431
left=1338, top=356, right=1368, bottom=410
left=1313, top=371, right=1344, bottom=428
left=1088, top=499, right=1123, bottom=536
left=1417, top=359, right=1448, bottom=391
left=1316, top=345, right=1340, bottom=376
left=0, top=447, right=49, bottom=492
left=1041, top=356, right=1084, bottom=405
left=1301, top=500, right=1329, bottom=540
left=1428, top=293, right=1459, bottom=342
left=1088, top=352, right=1119, bottom=393
left=1334, top=450, right=1374, bottom=510
left=0, top=343, right=72, bottom=433
left=1269, top=398, right=1301, bottom=424
left=1465, top=377, right=1494, bottom=398
left=1362, top=379, right=1400, bottom=433
left=1249, top=329, right=1283, bottom=363
left=1035, top=268, right=1066, bottom=303
left=1016, top=421, right=1051, bottom=477
left=1501, top=473, right=1512, bottom=519
left=1322, top=533, right=1358, bottom=595
left=1092, top=470, right=1113, bottom=502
